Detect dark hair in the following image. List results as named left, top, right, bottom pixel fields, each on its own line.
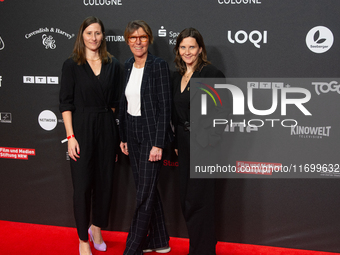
left=124, top=20, right=154, bottom=44
left=71, top=16, right=112, bottom=65
left=173, top=27, right=210, bottom=76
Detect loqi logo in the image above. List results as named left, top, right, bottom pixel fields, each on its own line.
left=228, top=30, right=267, bottom=48
left=306, top=26, right=333, bottom=53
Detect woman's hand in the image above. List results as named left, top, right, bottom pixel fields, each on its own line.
left=149, top=146, right=163, bottom=162
left=68, top=137, right=80, bottom=161
left=120, top=142, right=129, bottom=155
left=174, top=149, right=178, bottom=156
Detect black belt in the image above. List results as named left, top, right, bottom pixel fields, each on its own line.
left=178, top=119, right=190, bottom=131
left=77, top=107, right=111, bottom=113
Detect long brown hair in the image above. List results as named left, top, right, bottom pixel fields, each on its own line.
left=174, top=27, right=210, bottom=76
left=71, top=16, right=112, bottom=65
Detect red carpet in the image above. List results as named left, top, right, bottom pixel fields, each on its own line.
left=0, top=220, right=338, bottom=255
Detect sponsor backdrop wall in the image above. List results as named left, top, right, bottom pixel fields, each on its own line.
left=1, top=0, right=340, bottom=253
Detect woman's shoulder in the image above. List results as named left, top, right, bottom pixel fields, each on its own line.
left=108, top=56, right=120, bottom=65
left=62, top=57, right=78, bottom=71
left=200, top=64, right=225, bottom=78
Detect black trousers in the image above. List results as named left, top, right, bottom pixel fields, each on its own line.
left=123, top=114, right=169, bottom=255
left=177, top=125, right=217, bottom=255
left=70, top=110, right=117, bottom=241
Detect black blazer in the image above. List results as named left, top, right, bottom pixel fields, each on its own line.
left=172, top=64, right=225, bottom=127
left=172, top=64, right=226, bottom=148
left=119, top=53, right=173, bottom=148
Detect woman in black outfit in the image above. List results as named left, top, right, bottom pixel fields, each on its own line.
left=172, top=27, right=225, bottom=255
left=59, top=16, right=120, bottom=255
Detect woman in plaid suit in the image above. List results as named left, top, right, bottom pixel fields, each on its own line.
left=119, top=20, right=173, bottom=255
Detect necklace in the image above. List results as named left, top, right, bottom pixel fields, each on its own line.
left=183, top=71, right=193, bottom=83
left=87, top=58, right=100, bottom=61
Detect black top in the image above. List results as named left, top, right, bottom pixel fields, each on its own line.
left=59, top=57, right=121, bottom=114
left=172, top=64, right=225, bottom=126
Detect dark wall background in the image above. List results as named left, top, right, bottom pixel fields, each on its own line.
left=1, top=0, right=340, bottom=253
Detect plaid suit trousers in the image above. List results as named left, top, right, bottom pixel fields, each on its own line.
left=123, top=114, right=169, bottom=255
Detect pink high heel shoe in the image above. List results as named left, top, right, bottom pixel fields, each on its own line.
left=88, top=226, right=107, bottom=252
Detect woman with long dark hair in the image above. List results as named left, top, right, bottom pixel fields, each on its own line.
left=59, top=16, right=121, bottom=255
left=172, top=27, right=225, bottom=255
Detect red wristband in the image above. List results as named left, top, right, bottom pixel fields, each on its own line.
left=67, top=134, right=75, bottom=140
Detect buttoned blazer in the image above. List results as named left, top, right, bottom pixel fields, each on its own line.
left=119, top=53, right=173, bottom=148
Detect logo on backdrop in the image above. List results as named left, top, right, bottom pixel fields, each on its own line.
left=306, top=26, right=333, bottom=54
left=291, top=125, right=331, bottom=139
left=157, top=26, right=180, bottom=45
left=218, top=0, right=262, bottom=4
left=38, top=110, right=57, bottom=131
left=0, top=112, right=12, bottom=123
left=83, top=0, right=122, bottom=6
left=0, top=35, right=4, bottom=50
left=105, top=34, right=125, bottom=42
left=0, top=75, right=2, bottom=87
left=25, top=27, right=75, bottom=49
left=23, top=76, right=59, bottom=84
left=0, top=147, right=36, bottom=160
left=312, top=81, right=340, bottom=95
left=227, top=30, right=267, bottom=48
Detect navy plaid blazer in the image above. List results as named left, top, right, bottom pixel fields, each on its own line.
left=119, top=53, right=173, bottom=148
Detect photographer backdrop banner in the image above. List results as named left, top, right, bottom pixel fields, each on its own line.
left=1, top=0, right=340, bottom=253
